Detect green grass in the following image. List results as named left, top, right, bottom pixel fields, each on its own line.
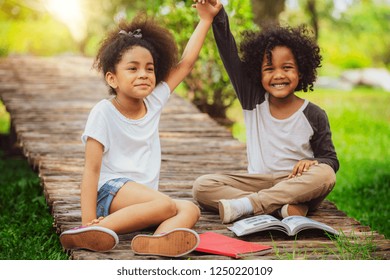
left=1, top=101, right=68, bottom=259
left=227, top=87, right=390, bottom=238
left=0, top=150, right=68, bottom=260
left=325, top=231, right=378, bottom=260
left=272, top=231, right=378, bottom=260
left=0, top=101, right=10, bottom=134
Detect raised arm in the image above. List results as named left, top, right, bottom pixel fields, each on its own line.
left=164, top=1, right=220, bottom=92
left=211, top=4, right=264, bottom=109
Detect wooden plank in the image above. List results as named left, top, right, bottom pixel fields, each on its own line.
left=0, top=56, right=388, bottom=260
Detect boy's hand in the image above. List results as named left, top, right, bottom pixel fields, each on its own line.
left=288, top=160, right=319, bottom=179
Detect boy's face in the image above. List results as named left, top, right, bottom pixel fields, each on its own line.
left=261, top=46, right=300, bottom=99
left=106, top=46, right=156, bottom=100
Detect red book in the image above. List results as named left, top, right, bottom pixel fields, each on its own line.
left=195, top=232, right=272, bottom=259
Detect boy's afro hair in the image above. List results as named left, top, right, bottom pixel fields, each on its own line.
left=240, top=25, right=322, bottom=92
left=94, top=13, right=178, bottom=94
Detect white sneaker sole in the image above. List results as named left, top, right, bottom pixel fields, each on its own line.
left=131, top=228, right=200, bottom=258
left=60, top=226, right=119, bottom=252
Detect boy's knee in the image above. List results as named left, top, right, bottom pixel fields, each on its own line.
left=318, top=164, right=337, bottom=188
left=192, top=174, right=214, bottom=201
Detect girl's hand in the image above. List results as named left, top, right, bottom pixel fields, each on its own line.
left=288, top=160, right=319, bottom=179
left=86, top=216, right=104, bottom=226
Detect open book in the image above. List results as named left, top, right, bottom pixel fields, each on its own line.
left=228, top=215, right=339, bottom=237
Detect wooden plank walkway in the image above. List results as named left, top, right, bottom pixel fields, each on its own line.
left=0, top=56, right=389, bottom=260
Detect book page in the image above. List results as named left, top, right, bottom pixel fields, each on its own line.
left=282, top=216, right=338, bottom=235
left=228, top=215, right=288, bottom=236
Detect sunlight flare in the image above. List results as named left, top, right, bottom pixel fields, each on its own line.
left=45, top=0, right=86, bottom=42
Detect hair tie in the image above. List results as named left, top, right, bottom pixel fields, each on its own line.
left=119, top=29, right=142, bottom=38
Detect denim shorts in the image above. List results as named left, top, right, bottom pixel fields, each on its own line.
left=96, top=177, right=133, bottom=217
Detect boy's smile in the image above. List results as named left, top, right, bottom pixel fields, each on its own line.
left=271, top=82, right=290, bottom=89
left=261, top=46, right=300, bottom=100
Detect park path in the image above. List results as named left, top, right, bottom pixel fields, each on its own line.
left=0, top=55, right=388, bottom=260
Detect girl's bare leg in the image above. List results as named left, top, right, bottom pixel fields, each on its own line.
left=154, top=199, right=200, bottom=234
left=97, top=182, right=177, bottom=234
left=130, top=199, right=201, bottom=257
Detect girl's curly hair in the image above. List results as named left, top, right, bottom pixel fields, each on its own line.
left=94, top=13, right=178, bottom=95
left=240, top=25, right=322, bottom=92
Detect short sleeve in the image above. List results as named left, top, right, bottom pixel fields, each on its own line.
left=148, top=82, right=170, bottom=108
left=81, top=101, right=110, bottom=152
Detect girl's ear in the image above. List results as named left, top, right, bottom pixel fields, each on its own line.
left=105, top=72, right=117, bottom=89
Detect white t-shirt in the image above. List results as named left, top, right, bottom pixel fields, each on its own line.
left=244, top=93, right=314, bottom=175
left=81, top=82, right=170, bottom=190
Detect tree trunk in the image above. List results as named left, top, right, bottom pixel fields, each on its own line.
left=306, top=0, right=319, bottom=40
left=250, top=0, right=285, bottom=28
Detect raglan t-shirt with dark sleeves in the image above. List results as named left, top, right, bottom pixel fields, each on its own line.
left=212, top=8, right=339, bottom=174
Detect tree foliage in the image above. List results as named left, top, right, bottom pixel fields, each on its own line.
left=1, top=0, right=390, bottom=119
left=281, top=0, right=390, bottom=70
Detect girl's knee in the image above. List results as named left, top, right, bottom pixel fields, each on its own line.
left=159, top=198, right=178, bottom=219
left=189, top=201, right=201, bottom=220
left=178, top=200, right=201, bottom=221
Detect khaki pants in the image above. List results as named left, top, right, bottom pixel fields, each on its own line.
left=192, top=164, right=336, bottom=215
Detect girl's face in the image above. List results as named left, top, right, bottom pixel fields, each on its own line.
left=261, top=46, right=300, bottom=100
left=106, top=46, right=156, bottom=100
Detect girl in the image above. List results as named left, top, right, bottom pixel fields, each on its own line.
left=60, top=1, right=221, bottom=257
left=193, top=1, right=339, bottom=224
